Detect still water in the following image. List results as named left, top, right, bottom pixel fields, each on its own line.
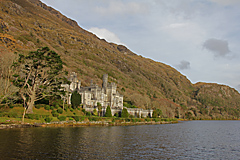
left=0, top=121, right=240, bottom=159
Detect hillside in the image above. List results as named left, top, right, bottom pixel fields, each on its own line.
left=0, top=0, right=240, bottom=119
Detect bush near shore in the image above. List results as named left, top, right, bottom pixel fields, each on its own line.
left=1, top=104, right=238, bottom=125
left=0, top=104, right=179, bottom=124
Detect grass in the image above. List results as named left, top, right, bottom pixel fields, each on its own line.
left=0, top=105, right=179, bottom=124
left=0, top=105, right=85, bottom=124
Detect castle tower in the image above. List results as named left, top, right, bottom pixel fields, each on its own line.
left=102, top=74, right=108, bottom=93
left=70, top=72, right=79, bottom=91
left=77, top=80, right=81, bottom=89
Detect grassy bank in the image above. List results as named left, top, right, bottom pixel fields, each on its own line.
left=0, top=104, right=178, bottom=127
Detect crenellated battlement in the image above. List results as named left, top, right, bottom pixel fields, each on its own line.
left=61, top=72, right=152, bottom=118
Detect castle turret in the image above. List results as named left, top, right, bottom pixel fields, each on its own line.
left=102, top=74, right=108, bottom=93
left=70, top=72, right=79, bottom=91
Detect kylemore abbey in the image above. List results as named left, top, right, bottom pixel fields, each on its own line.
left=62, top=72, right=153, bottom=118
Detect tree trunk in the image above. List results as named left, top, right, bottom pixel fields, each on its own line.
left=26, top=103, right=34, bottom=114
left=26, top=96, right=35, bottom=114
left=20, top=94, right=27, bottom=124
left=22, top=103, right=26, bottom=124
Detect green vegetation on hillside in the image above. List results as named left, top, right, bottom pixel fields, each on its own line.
left=0, top=0, right=239, bottom=120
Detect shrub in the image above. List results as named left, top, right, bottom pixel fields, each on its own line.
left=82, top=109, right=86, bottom=114
left=64, top=107, right=68, bottom=112
left=73, top=116, right=80, bottom=122
left=35, top=104, right=41, bottom=109
left=8, top=112, right=18, bottom=118
left=93, top=109, right=98, bottom=116
left=58, top=116, right=66, bottom=121
left=55, top=104, right=60, bottom=109
left=88, top=117, right=98, bottom=121
left=88, top=117, right=93, bottom=121
left=92, top=117, right=98, bottom=121
left=50, top=106, right=55, bottom=110
left=70, top=108, right=74, bottom=112
left=165, top=118, right=170, bottom=122
left=45, top=117, right=52, bottom=123
left=41, top=115, right=49, bottom=119
left=44, top=105, right=50, bottom=110
left=25, top=114, right=40, bottom=120
left=145, top=118, right=151, bottom=122
left=81, top=116, right=85, bottom=121
left=121, top=108, right=128, bottom=118
left=125, top=118, right=131, bottom=122
left=105, top=106, right=112, bottom=117
left=69, top=117, right=73, bottom=121
left=71, top=91, right=81, bottom=109
left=86, top=111, right=91, bottom=116
left=154, top=118, right=159, bottom=122
left=35, top=114, right=40, bottom=120
left=57, top=108, right=63, bottom=114
left=51, top=110, right=59, bottom=117
left=129, top=115, right=134, bottom=118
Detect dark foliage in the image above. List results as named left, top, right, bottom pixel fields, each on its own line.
left=71, top=91, right=81, bottom=109
left=105, top=106, right=112, bottom=117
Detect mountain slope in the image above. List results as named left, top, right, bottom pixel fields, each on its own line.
left=0, top=0, right=239, bottom=119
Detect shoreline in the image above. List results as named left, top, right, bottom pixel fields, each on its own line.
left=1, top=119, right=240, bottom=129
left=0, top=120, right=178, bottom=129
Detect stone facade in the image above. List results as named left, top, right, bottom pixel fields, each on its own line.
left=62, top=72, right=123, bottom=109
left=62, top=72, right=152, bottom=118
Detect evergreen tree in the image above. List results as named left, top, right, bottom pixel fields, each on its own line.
left=71, top=91, right=81, bottom=109
left=105, top=106, right=112, bottom=117
left=121, top=108, right=129, bottom=118
left=12, top=47, right=65, bottom=114
left=97, top=102, right=102, bottom=116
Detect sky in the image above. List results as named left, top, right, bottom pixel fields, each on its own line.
left=41, top=0, right=240, bottom=92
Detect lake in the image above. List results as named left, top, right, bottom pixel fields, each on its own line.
left=0, top=121, right=240, bottom=159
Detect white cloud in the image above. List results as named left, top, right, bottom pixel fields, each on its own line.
left=88, top=27, right=122, bottom=44
left=168, top=23, right=189, bottom=29
left=203, top=38, right=231, bottom=58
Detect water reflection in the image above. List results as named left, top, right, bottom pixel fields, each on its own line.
left=0, top=121, right=240, bottom=159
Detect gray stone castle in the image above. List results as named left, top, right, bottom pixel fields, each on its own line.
left=62, top=72, right=152, bottom=117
